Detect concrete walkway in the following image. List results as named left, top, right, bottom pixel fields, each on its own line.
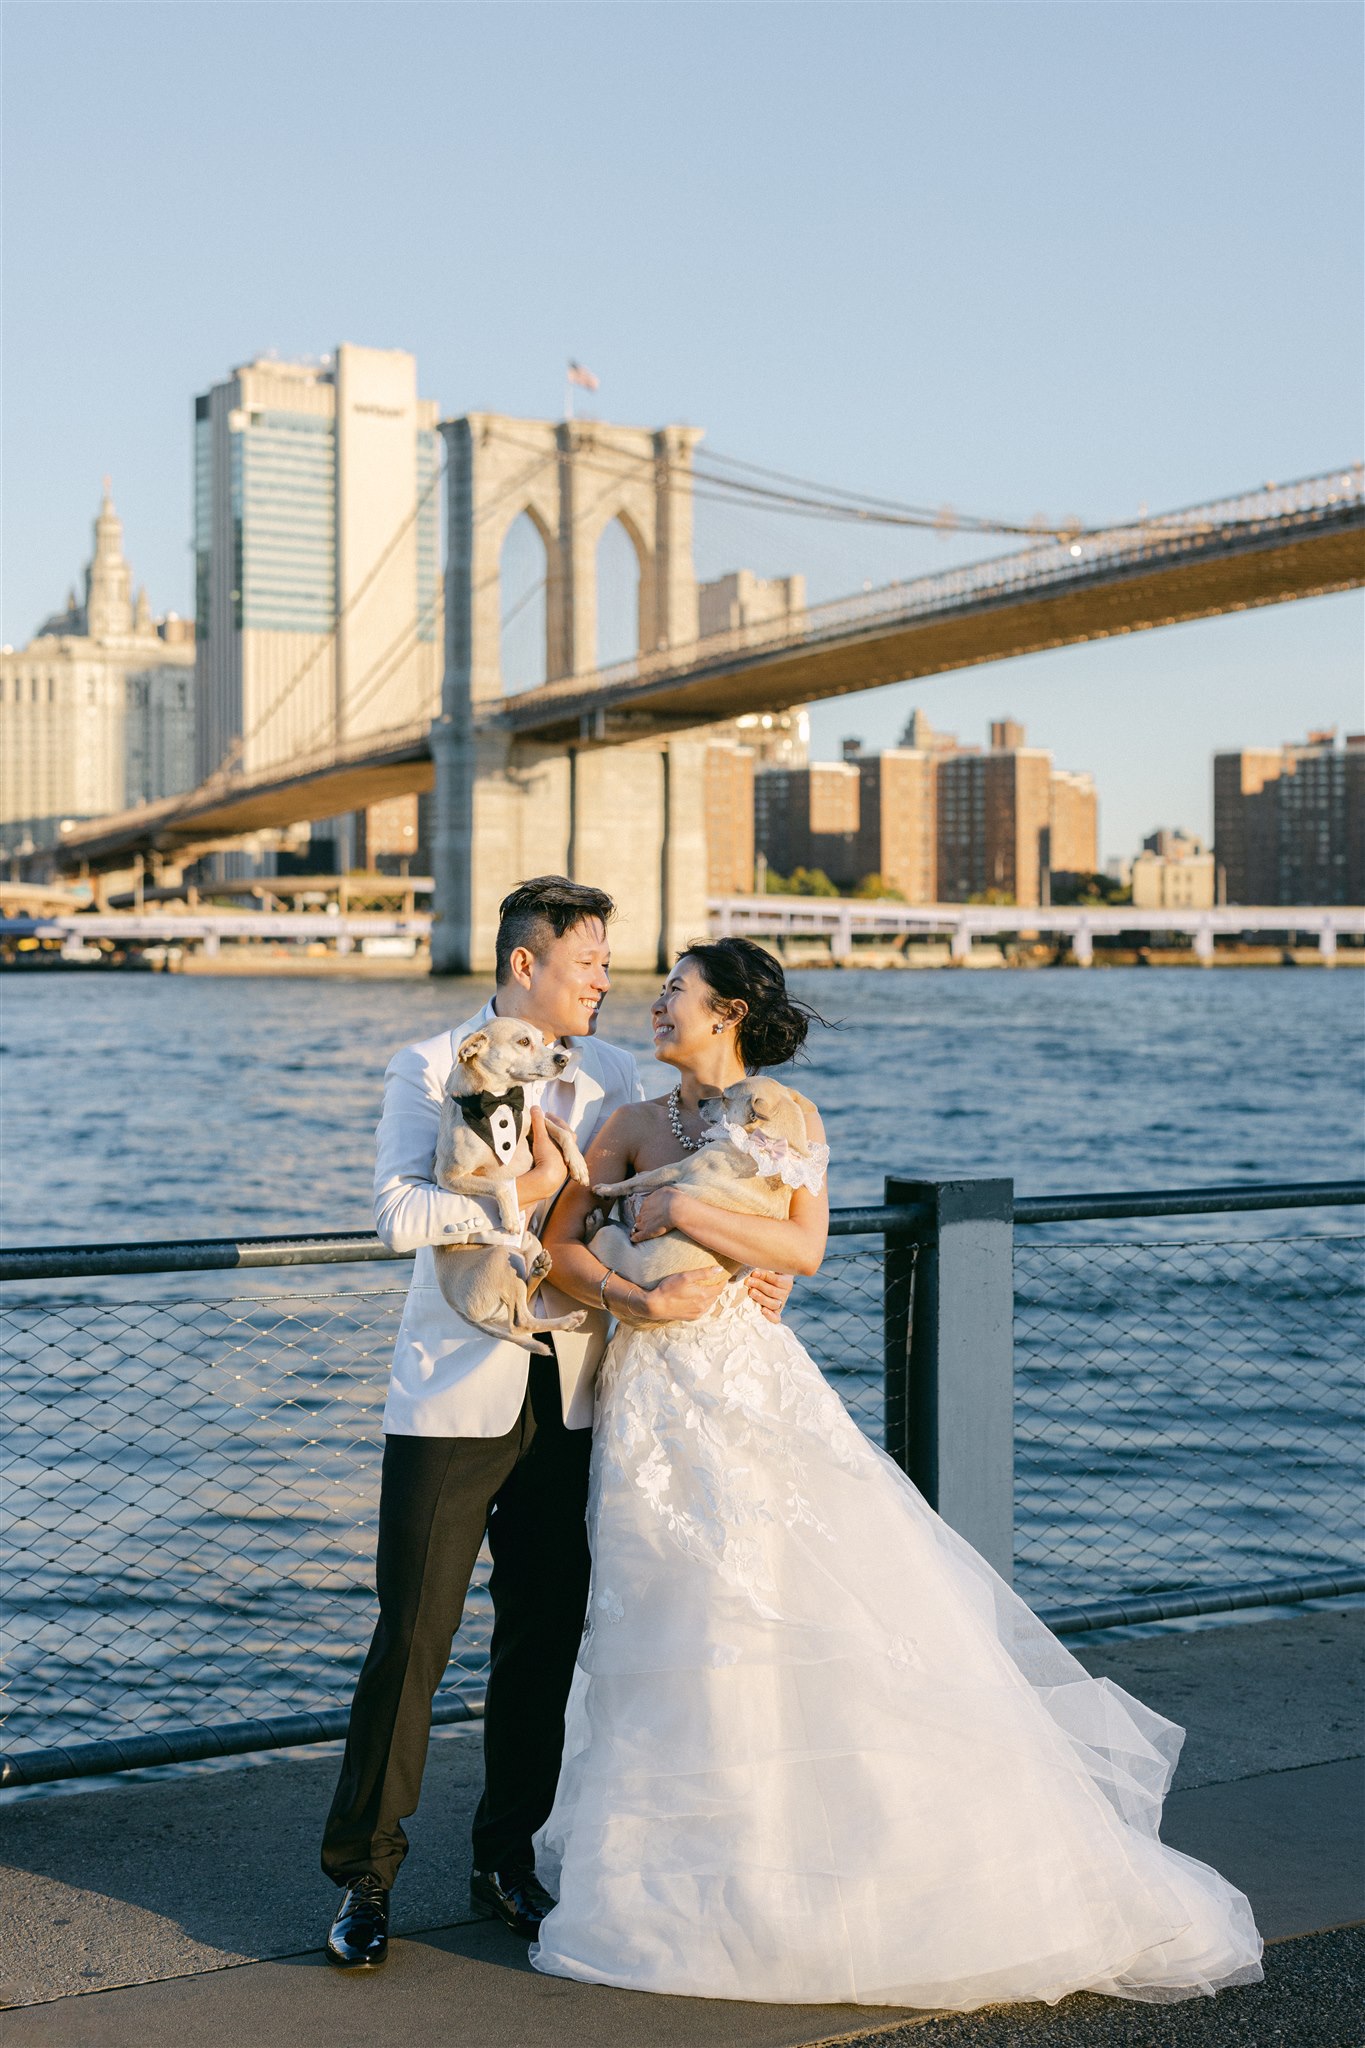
left=5, top=1609, right=1362, bottom=2047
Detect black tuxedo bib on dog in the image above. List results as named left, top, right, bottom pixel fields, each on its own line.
left=459, top=1085, right=526, bottom=1165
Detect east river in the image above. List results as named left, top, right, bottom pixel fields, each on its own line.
left=3, top=966, right=1362, bottom=1243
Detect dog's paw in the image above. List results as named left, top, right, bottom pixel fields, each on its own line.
left=592, top=1180, right=627, bottom=1199
left=528, top=1248, right=552, bottom=1282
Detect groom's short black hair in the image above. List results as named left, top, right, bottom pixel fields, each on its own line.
left=495, top=876, right=616, bottom=985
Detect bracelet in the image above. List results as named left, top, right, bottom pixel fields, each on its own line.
left=598, top=1266, right=614, bottom=1312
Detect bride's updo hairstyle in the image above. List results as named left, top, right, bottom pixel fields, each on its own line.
left=680, top=936, right=823, bottom=1072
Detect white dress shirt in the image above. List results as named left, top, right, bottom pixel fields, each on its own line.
left=375, top=997, right=644, bottom=1437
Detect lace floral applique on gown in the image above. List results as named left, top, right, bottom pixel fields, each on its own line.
left=530, top=1282, right=1265, bottom=2012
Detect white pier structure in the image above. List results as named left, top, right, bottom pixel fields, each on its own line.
left=5, top=899, right=1363, bottom=966
left=6, top=912, right=431, bottom=959
left=712, top=896, right=1365, bottom=965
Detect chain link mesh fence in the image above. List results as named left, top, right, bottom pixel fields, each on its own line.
left=1013, top=1235, right=1365, bottom=1606
left=2, top=1230, right=1360, bottom=1765
left=787, top=1242, right=888, bottom=1444
left=4, top=1287, right=409, bottom=1756
left=1, top=1249, right=888, bottom=1761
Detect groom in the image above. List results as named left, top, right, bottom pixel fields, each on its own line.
left=322, top=875, right=791, bottom=1968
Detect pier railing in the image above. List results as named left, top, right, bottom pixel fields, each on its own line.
left=3, top=1176, right=1362, bottom=1788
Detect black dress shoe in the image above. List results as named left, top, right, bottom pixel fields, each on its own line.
left=327, top=1873, right=390, bottom=1968
left=470, top=1864, right=556, bottom=1938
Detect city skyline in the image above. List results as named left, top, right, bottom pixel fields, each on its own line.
left=3, top=3, right=1361, bottom=863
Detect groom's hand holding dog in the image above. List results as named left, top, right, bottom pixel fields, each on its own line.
left=517, top=1106, right=575, bottom=1209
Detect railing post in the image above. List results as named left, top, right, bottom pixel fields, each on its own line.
left=885, top=1175, right=1015, bottom=1584
left=881, top=1222, right=917, bottom=1474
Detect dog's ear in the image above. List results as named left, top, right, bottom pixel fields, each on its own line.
left=747, top=1081, right=775, bottom=1122
left=721, top=1080, right=756, bottom=1122
left=740, top=1093, right=767, bottom=1127
left=458, top=1031, right=489, bottom=1065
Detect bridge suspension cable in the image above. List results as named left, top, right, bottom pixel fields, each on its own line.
left=484, top=418, right=1087, bottom=539
left=692, top=450, right=1050, bottom=536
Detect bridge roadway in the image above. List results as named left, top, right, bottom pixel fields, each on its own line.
left=7, top=900, right=1363, bottom=965
left=55, top=467, right=1365, bottom=871
left=492, top=466, right=1365, bottom=744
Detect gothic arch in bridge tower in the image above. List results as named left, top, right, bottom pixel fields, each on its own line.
left=432, top=411, right=709, bottom=973
left=594, top=513, right=646, bottom=670
left=498, top=507, right=555, bottom=693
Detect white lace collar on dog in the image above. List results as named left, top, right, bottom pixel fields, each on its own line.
left=717, top=1119, right=829, bottom=1194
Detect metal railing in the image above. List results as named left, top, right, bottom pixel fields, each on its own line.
left=2, top=1176, right=1361, bottom=1788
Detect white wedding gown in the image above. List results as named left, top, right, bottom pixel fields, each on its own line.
left=530, top=1279, right=1265, bottom=2012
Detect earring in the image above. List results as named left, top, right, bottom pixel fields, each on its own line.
left=713, top=1021, right=724, bottom=1034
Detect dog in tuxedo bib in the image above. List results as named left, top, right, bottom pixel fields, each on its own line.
left=432, top=1018, right=590, bottom=1352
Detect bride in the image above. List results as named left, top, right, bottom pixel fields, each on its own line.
left=530, top=936, right=1264, bottom=2013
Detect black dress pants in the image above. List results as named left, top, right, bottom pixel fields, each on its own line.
left=321, top=1350, right=591, bottom=1889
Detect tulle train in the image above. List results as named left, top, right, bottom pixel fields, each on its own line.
left=530, top=1288, right=1264, bottom=2011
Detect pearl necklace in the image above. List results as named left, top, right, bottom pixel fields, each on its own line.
left=666, top=1085, right=707, bottom=1152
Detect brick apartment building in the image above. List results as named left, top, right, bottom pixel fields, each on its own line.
left=751, top=713, right=1096, bottom=907
left=753, top=759, right=861, bottom=887
left=1214, top=729, right=1365, bottom=904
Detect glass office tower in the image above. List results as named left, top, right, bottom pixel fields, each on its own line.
left=193, top=344, right=441, bottom=789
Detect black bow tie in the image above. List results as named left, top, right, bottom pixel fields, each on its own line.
left=461, top=1085, right=525, bottom=1124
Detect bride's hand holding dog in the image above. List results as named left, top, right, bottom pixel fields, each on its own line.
left=629, top=1188, right=796, bottom=1323
left=626, top=1187, right=681, bottom=1244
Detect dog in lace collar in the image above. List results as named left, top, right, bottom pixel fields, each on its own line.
left=717, top=1115, right=830, bottom=1194
left=587, top=1076, right=824, bottom=1291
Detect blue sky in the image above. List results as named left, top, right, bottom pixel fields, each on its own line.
left=3, top=1, right=1361, bottom=858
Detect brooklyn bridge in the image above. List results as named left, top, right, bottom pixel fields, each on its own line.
left=55, top=419, right=1364, bottom=972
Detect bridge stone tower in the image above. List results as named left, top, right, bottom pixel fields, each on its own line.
left=432, top=413, right=711, bottom=973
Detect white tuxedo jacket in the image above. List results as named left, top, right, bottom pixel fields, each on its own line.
left=375, top=999, right=643, bottom=1438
